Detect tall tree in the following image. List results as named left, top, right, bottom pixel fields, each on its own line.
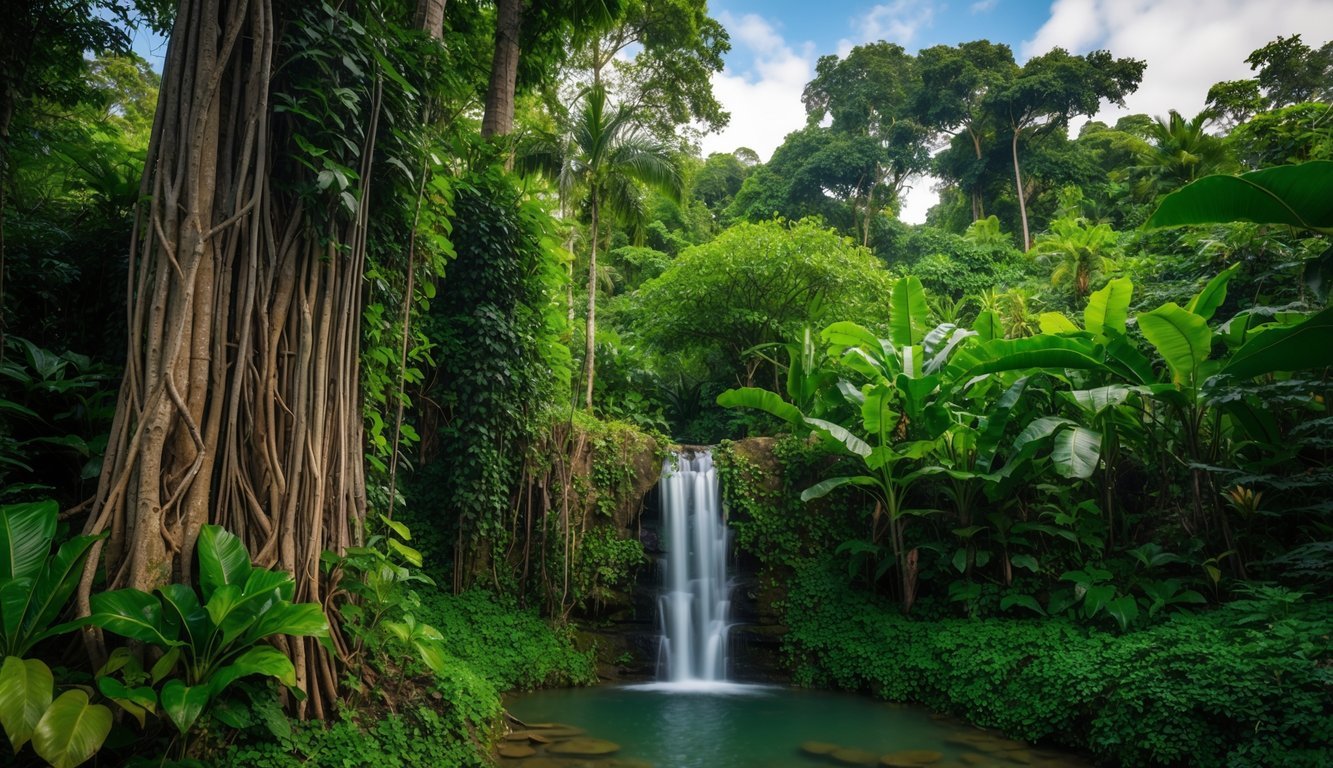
left=1131, top=109, right=1234, bottom=198
left=803, top=42, right=929, bottom=243
left=915, top=40, right=1016, bottom=221
left=522, top=84, right=680, bottom=409
left=77, top=0, right=434, bottom=717
left=987, top=48, right=1143, bottom=250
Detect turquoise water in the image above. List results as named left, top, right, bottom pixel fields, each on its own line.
left=505, top=685, right=1082, bottom=768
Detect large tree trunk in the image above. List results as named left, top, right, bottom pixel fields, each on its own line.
left=78, top=0, right=369, bottom=719
left=583, top=196, right=598, bottom=410
left=481, top=0, right=522, bottom=138
left=414, top=0, right=446, bottom=39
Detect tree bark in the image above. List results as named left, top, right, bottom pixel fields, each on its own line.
left=583, top=193, right=598, bottom=410
left=78, top=0, right=369, bottom=719
left=414, top=0, right=446, bottom=39
left=1011, top=126, right=1031, bottom=251
left=481, top=0, right=522, bottom=138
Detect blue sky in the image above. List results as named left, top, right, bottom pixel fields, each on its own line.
left=698, top=0, right=1333, bottom=220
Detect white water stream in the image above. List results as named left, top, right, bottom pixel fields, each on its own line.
left=656, top=450, right=732, bottom=685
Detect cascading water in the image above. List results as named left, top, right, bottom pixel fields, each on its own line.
left=656, top=449, right=732, bottom=684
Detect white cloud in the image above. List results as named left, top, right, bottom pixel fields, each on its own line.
left=837, top=0, right=939, bottom=55
left=700, top=13, right=817, bottom=160
left=1023, top=0, right=1333, bottom=124
left=970, top=0, right=999, bottom=13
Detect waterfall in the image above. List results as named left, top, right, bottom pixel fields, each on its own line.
left=657, top=449, right=731, bottom=684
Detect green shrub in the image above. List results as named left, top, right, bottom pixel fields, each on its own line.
left=785, top=564, right=1333, bottom=767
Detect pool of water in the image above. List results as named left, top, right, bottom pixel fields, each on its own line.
left=503, top=684, right=1089, bottom=768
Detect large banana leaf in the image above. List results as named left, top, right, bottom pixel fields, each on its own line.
left=1085, top=277, right=1132, bottom=338
left=972, top=310, right=1001, bottom=342
left=1145, top=160, right=1333, bottom=233
left=1220, top=304, right=1333, bottom=379
left=890, top=276, right=930, bottom=347
left=716, top=387, right=805, bottom=426
left=1051, top=425, right=1102, bottom=479
left=31, top=690, right=110, bottom=768
left=946, top=335, right=1105, bottom=384
left=803, top=417, right=872, bottom=458
left=799, top=475, right=879, bottom=502
left=1039, top=313, right=1079, bottom=335
left=1, top=501, right=57, bottom=581
left=1137, top=303, right=1211, bottom=387
left=975, top=377, right=1031, bottom=472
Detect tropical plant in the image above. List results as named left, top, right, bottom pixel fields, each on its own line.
left=521, top=83, right=682, bottom=409
left=1131, top=109, right=1235, bottom=198
left=0, top=656, right=111, bottom=768
left=86, top=525, right=329, bottom=746
left=0, top=499, right=103, bottom=658
left=1031, top=214, right=1120, bottom=301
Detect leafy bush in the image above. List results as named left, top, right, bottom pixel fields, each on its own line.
left=785, top=564, right=1333, bottom=767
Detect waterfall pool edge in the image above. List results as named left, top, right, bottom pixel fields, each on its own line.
left=503, top=684, right=1094, bottom=768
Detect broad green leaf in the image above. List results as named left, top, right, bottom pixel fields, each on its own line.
left=0, top=500, right=57, bottom=581
left=890, top=276, right=930, bottom=347
left=159, top=584, right=209, bottom=651
left=951, top=548, right=967, bottom=573
left=32, top=690, right=110, bottom=768
left=1105, top=596, right=1140, bottom=632
left=822, top=322, right=883, bottom=357
left=0, top=656, right=52, bottom=751
left=1085, top=277, right=1132, bottom=338
left=379, top=515, right=410, bottom=541
left=803, top=417, right=872, bottom=458
left=1145, top=160, right=1333, bottom=233
left=1011, top=416, right=1077, bottom=456
left=26, top=533, right=103, bottom=653
left=1, top=578, right=34, bottom=652
left=159, top=680, right=210, bottom=735
left=1062, top=385, right=1133, bottom=416
left=1011, top=554, right=1040, bottom=572
left=1186, top=264, right=1239, bottom=321
left=196, top=525, right=252, bottom=601
left=242, top=603, right=329, bottom=645
left=1082, top=585, right=1115, bottom=617
left=799, top=476, right=879, bottom=502
left=946, top=335, right=1104, bottom=384
left=1104, top=331, right=1156, bottom=385
left=209, top=646, right=297, bottom=697
left=971, top=310, right=1001, bottom=342
left=716, top=387, right=804, bottom=426
left=87, top=590, right=180, bottom=648
left=95, top=678, right=155, bottom=729
left=1051, top=426, right=1102, bottom=479
left=1137, top=303, right=1211, bottom=387
left=1221, top=305, right=1333, bottom=379
left=975, top=377, right=1031, bottom=473
left=999, top=594, right=1046, bottom=616
left=859, top=385, right=898, bottom=438
left=388, top=539, right=423, bottom=567
left=150, top=647, right=182, bottom=685
left=1038, top=312, right=1079, bottom=334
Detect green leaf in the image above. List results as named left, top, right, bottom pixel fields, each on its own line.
left=1082, top=585, right=1115, bottom=617
left=946, top=335, right=1104, bottom=384
left=209, top=647, right=297, bottom=698
left=800, top=476, right=879, bottom=502
left=159, top=584, right=209, bottom=651
left=242, top=603, right=329, bottom=645
left=890, top=276, right=930, bottom=347
left=1137, top=302, right=1211, bottom=387
left=1062, top=385, right=1133, bottom=416
left=96, top=678, right=155, bottom=729
left=859, top=384, right=898, bottom=437
left=716, top=387, right=804, bottom=426
left=32, top=690, right=110, bottom=768
left=26, top=533, right=103, bottom=652
left=972, top=310, right=1001, bottom=342
left=87, top=590, right=180, bottom=648
left=1038, top=312, right=1079, bottom=334
left=803, top=417, right=872, bottom=458
left=195, top=526, right=252, bottom=601
left=1106, top=595, right=1140, bottom=632
left=0, top=656, right=53, bottom=751
left=388, top=539, right=423, bottom=567
left=159, top=680, right=210, bottom=735
left=1084, top=277, right=1132, bottom=338
left=1186, top=264, right=1240, bottom=321
left=999, top=594, right=1046, bottom=616
left=951, top=548, right=968, bottom=573
left=379, top=515, right=410, bottom=541
left=975, top=377, right=1030, bottom=473
left=1221, top=305, right=1333, bottom=379
left=1145, top=161, right=1333, bottom=233
left=1011, top=554, right=1040, bottom=573
left=1, top=500, right=57, bottom=581
left=1051, top=426, right=1101, bottom=479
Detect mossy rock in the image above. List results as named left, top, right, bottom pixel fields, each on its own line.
left=999, top=750, right=1033, bottom=765
left=959, top=754, right=995, bottom=766
left=881, top=749, right=944, bottom=766
left=831, top=747, right=880, bottom=766
left=529, top=724, right=587, bottom=738
left=548, top=738, right=622, bottom=757
left=498, top=744, right=538, bottom=759
left=801, top=741, right=840, bottom=756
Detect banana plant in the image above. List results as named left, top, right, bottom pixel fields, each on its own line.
left=0, top=500, right=104, bottom=658
left=86, top=525, right=330, bottom=739
left=0, top=656, right=111, bottom=768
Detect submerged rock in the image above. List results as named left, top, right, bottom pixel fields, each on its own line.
left=548, top=738, right=623, bottom=757
left=498, top=744, right=538, bottom=759
left=831, top=747, right=880, bottom=765
left=880, top=749, right=944, bottom=766
left=801, top=741, right=840, bottom=756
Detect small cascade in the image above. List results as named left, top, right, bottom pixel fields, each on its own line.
left=657, top=449, right=731, bottom=684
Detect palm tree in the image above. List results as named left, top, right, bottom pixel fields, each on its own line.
left=1131, top=110, right=1235, bottom=199
left=1031, top=216, right=1119, bottom=301
left=522, top=84, right=681, bottom=409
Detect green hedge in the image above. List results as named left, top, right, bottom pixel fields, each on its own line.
left=786, top=566, right=1333, bottom=767
left=226, top=590, right=595, bottom=767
